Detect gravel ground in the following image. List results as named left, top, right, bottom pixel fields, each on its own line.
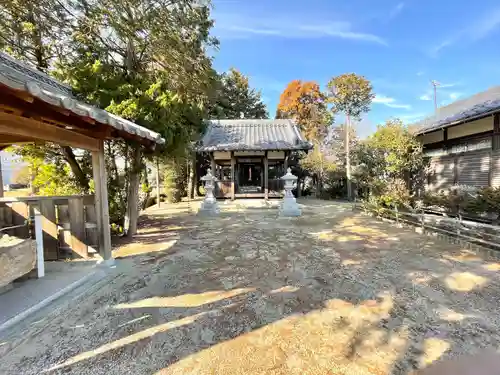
left=2, top=199, right=500, bottom=375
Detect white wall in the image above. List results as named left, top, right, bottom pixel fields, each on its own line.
left=448, top=116, right=493, bottom=139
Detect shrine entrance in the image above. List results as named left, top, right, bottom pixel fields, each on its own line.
left=237, top=162, right=262, bottom=194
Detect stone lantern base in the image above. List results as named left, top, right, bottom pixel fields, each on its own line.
left=198, top=199, right=220, bottom=216
left=279, top=196, right=301, bottom=217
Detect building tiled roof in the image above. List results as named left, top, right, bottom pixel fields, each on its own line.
left=413, top=86, right=500, bottom=135
left=198, top=119, right=313, bottom=152
left=0, top=52, right=164, bottom=144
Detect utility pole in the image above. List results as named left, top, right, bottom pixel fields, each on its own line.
left=431, top=80, right=440, bottom=113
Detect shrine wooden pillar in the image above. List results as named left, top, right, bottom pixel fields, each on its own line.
left=0, top=157, right=3, bottom=197
left=210, top=152, right=216, bottom=174
left=230, top=151, right=235, bottom=200
left=91, top=139, right=112, bottom=263
left=264, top=151, right=269, bottom=200
left=209, top=152, right=217, bottom=198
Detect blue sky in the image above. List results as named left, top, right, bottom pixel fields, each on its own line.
left=210, top=0, right=500, bottom=137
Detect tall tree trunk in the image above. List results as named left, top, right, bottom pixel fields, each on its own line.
left=124, top=146, right=141, bottom=236
left=316, top=176, right=321, bottom=198
left=345, top=114, right=353, bottom=200
left=107, top=142, right=119, bottom=184
left=60, top=146, right=90, bottom=192
left=27, top=7, right=48, bottom=72
left=187, top=152, right=196, bottom=199
left=124, top=144, right=129, bottom=197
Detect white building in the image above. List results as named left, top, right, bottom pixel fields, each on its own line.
left=0, top=150, right=26, bottom=186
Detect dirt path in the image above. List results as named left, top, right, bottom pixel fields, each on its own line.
left=2, top=199, right=500, bottom=375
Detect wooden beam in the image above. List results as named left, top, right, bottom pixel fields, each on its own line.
left=0, top=133, right=39, bottom=145
left=0, top=91, right=99, bottom=131
left=0, top=112, right=100, bottom=151
left=92, top=140, right=112, bottom=262
left=230, top=151, right=235, bottom=201
left=0, top=104, right=23, bottom=115
left=0, top=84, right=35, bottom=103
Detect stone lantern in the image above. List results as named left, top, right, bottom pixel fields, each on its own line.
left=279, top=168, right=301, bottom=217
left=198, top=168, right=220, bottom=216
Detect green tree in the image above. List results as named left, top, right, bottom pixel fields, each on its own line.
left=209, top=68, right=268, bottom=119
left=0, top=0, right=73, bottom=71
left=1, top=0, right=218, bottom=235
left=327, top=73, right=374, bottom=199
left=56, top=0, right=217, bottom=235
left=0, top=1, right=91, bottom=191
left=354, top=118, right=426, bottom=206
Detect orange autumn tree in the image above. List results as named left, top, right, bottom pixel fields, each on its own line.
left=276, top=80, right=331, bottom=142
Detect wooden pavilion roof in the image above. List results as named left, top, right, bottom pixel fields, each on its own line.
left=0, top=52, right=164, bottom=151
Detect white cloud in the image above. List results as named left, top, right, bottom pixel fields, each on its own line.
left=373, top=94, right=412, bottom=110
left=449, top=92, right=462, bottom=100
left=417, top=71, right=425, bottom=77
left=430, top=8, right=500, bottom=56
left=373, top=94, right=395, bottom=104
left=214, top=13, right=387, bottom=45
left=419, top=94, right=432, bottom=101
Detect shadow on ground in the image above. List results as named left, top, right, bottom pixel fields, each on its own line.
left=2, top=200, right=500, bottom=375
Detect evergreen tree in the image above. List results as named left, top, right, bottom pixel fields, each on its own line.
left=209, top=68, right=268, bottom=119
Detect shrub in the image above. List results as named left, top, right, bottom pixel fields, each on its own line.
left=464, top=187, right=500, bottom=219
left=377, top=178, right=412, bottom=208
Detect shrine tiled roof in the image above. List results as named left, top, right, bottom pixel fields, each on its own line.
left=198, top=119, right=312, bottom=151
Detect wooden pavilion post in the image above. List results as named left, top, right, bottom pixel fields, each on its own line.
left=92, top=139, right=112, bottom=264
left=0, top=156, right=3, bottom=197
left=230, top=151, right=235, bottom=200
left=264, top=151, right=269, bottom=200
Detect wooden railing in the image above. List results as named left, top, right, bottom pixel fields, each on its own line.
left=0, top=195, right=98, bottom=260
